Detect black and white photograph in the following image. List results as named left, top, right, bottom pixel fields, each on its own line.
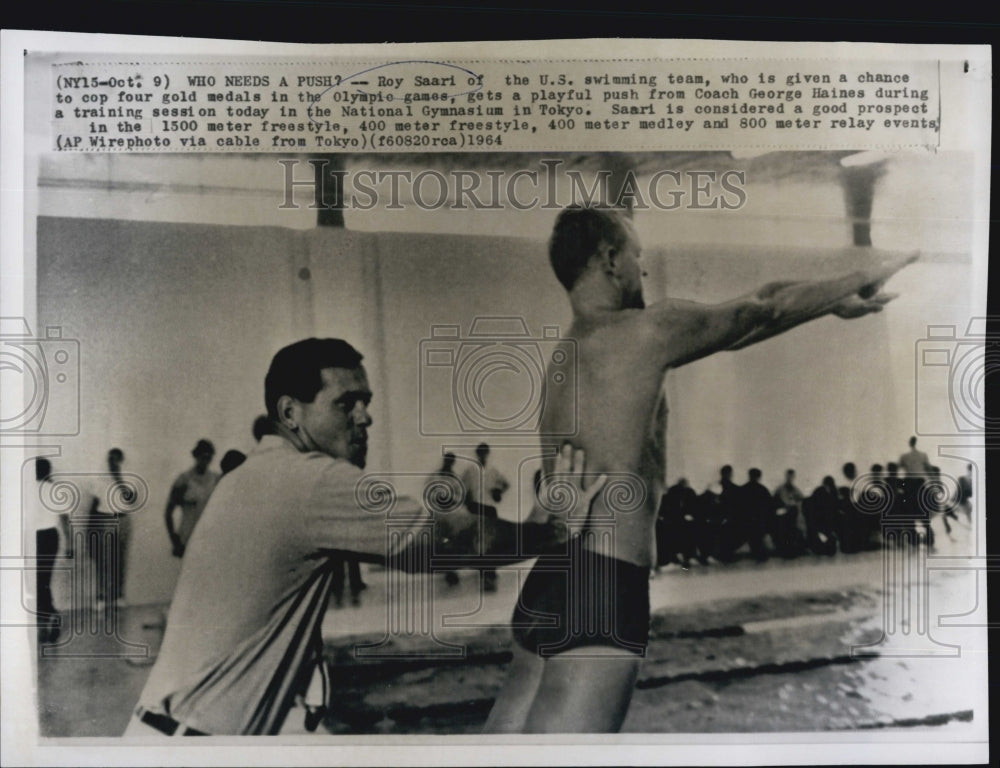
left=0, top=31, right=991, bottom=766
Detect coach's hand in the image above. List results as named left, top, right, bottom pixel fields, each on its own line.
left=532, top=443, right=608, bottom=525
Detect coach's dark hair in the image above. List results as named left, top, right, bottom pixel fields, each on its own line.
left=548, top=205, right=630, bottom=290
left=265, top=338, right=364, bottom=421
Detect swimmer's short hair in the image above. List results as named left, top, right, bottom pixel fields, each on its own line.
left=549, top=205, right=630, bottom=290
left=265, top=338, right=364, bottom=421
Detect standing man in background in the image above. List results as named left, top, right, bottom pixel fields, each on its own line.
left=164, top=440, right=219, bottom=559
left=804, top=476, right=839, bottom=556
left=899, top=435, right=933, bottom=528
left=460, top=442, right=510, bottom=592
left=715, top=465, right=742, bottom=562
left=28, top=458, right=70, bottom=642
left=426, top=452, right=467, bottom=586
left=740, top=468, right=774, bottom=562
left=956, top=463, right=974, bottom=525
left=656, top=477, right=699, bottom=570
left=837, top=462, right=862, bottom=553
left=772, top=468, right=806, bottom=558
left=86, top=448, right=129, bottom=608
left=885, top=462, right=907, bottom=539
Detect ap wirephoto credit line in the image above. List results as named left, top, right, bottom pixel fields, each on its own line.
left=0, top=32, right=991, bottom=767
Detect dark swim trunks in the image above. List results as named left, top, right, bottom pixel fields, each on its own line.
left=511, top=535, right=650, bottom=657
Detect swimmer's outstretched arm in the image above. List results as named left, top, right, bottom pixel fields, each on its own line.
left=649, top=250, right=918, bottom=368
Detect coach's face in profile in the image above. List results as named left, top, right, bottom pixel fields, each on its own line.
left=280, top=366, right=373, bottom=468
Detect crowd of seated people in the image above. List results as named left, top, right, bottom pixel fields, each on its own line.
left=654, top=451, right=971, bottom=571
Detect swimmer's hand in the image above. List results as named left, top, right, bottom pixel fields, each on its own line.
left=858, top=250, right=919, bottom=297
left=530, top=444, right=608, bottom=527
left=833, top=251, right=916, bottom=319
left=833, top=291, right=899, bottom=319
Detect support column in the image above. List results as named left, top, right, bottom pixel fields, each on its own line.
left=313, top=154, right=346, bottom=228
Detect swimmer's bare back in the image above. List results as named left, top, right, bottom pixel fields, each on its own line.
left=540, top=311, right=669, bottom=568
left=540, top=249, right=918, bottom=569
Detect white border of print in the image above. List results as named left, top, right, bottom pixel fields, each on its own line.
left=1, top=29, right=991, bottom=768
